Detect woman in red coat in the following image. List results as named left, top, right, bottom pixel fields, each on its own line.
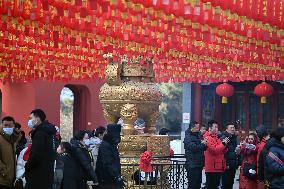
left=237, top=133, right=258, bottom=189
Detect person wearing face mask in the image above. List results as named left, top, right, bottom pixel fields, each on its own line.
left=0, top=116, right=20, bottom=189
left=25, top=109, right=57, bottom=189
left=69, top=130, right=97, bottom=189
left=96, top=124, right=125, bottom=189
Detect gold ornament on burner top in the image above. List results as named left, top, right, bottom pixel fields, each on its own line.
left=99, top=54, right=162, bottom=135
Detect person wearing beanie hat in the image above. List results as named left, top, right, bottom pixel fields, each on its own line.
left=96, top=124, right=125, bottom=189
left=255, top=125, right=268, bottom=141
left=105, top=124, right=122, bottom=145
left=265, top=127, right=284, bottom=189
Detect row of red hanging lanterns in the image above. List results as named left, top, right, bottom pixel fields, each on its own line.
left=216, top=82, right=274, bottom=104
left=0, top=0, right=283, bottom=83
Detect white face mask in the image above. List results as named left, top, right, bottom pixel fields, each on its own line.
left=28, top=119, right=34, bottom=129
left=83, top=139, right=91, bottom=146
left=3, top=128, right=14, bottom=136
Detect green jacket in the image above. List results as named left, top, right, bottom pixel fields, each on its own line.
left=0, top=128, right=20, bottom=187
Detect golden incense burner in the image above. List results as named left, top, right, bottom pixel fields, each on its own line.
left=99, top=55, right=162, bottom=135
left=99, top=54, right=170, bottom=188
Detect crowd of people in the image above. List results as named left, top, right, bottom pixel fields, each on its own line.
left=184, top=120, right=284, bottom=189
left=0, top=108, right=283, bottom=189
left=0, top=109, right=124, bottom=189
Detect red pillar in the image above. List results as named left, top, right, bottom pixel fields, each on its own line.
left=193, top=83, right=202, bottom=123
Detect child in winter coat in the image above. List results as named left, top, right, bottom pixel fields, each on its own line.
left=15, top=146, right=29, bottom=187
left=53, top=142, right=68, bottom=189
left=15, top=131, right=32, bottom=188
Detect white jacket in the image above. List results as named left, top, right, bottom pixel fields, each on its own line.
left=16, top=147, right=28, bottom=185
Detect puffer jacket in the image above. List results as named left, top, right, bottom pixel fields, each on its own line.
left=0, top=128, right=20, bottom=187
left=258, top=138, right=277, bottom=182
left=204, top=131, right=226, bottom=172
left=220, top=131, right=238, bottom=169
left=184, top=129, right=207, bottom=168
left=96, top=134, right=121, bottom=184
left=60, top=152, right=79, bottom=189
left=70, top=139, right=97, bottom=184
left=265, top=142, right=284, bottom=189
left=25, top=121, right=57, bottom=189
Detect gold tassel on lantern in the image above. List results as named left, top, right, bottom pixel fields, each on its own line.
left=222, top=96, right=228, bottom=104
left=260, top=97, right=267, bottom=104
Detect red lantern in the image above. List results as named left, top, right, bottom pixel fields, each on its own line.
left=254, top=82, right=274, bottom=103
left=216, top=83, right=234, bottom=103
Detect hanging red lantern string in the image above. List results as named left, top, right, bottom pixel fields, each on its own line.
left=253, top=82, right=274, bottom=103
left=216, top=83, right=235, bottom=103
left=0, top=0, right=283, bottom=83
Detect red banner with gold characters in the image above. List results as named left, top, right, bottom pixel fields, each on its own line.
left=0, top=0, right=283, bottom=83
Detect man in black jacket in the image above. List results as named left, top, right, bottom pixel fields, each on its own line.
left=96, top=124, right=124, bottom=189
left=25, top=109, right=57, bottom=189
left=220, top=123, right=238, bottom=189
left=184, top=121, right=207, bottom=189
left=70, top=131, right=97, bottom=189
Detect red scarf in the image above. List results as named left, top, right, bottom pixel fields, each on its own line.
left=23, top=143, right=32, bottom=161
left=139, top=151, right=153, bottom=172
